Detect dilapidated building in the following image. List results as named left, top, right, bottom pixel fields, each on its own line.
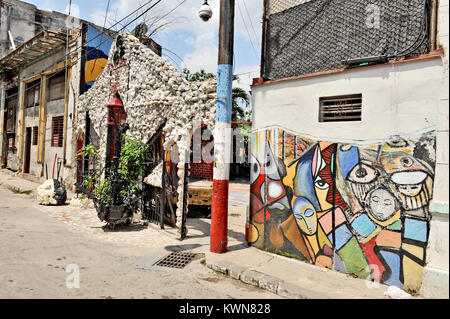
left=0, top=0, right=116, bottom=188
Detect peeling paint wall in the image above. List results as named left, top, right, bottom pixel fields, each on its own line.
left=77, top=33, right=216, bottom=235
left=0, top=0, right=72, bottom=56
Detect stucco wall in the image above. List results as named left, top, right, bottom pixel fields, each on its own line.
left=0, top=0, right=77, bottom=56
left=251, top=11, right=449, bottom=296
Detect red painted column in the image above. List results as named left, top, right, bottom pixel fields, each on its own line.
left=211, top=179, right=229, bottom=252
left=210, top=0, right=235, bottom=254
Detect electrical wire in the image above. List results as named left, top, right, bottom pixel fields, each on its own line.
left=241, top=0, right=260, bottom=46
left=161, top=46, right=188, bottom=69
left=147, top=0, right=186, bottom=37
left=388, top=0, right=430, bottom=58
left=236, top=0, right=259, bottom=63
left=12, top=0, right=164, bottom=96
left=91, top=0, right=111, bottom=73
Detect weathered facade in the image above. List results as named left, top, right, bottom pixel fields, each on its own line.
left=0, top=0, right=69, bottom=57
left=77, top=33, right=216, bottom=236
left=250, top=0, right=448, bottom=297
left=0, top=0, right=115, bottom=189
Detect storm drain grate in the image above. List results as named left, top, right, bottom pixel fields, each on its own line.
left=153, top=251, right=201, bottom=269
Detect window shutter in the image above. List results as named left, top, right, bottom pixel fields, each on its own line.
left=51, top=116, right=64, bottom=147
left=33, top=126, right=38, bottom=145
left=319, top=94, right=362, bottom=122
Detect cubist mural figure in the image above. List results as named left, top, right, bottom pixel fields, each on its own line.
left=249, top=129, right=435, bottom=293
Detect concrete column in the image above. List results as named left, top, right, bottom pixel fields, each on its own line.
left=211, top=0, right=235, bottom=253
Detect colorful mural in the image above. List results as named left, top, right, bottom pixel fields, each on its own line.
left=249, top=129, right=436, bottom=293
left=84, top=24, right=114, bottom=92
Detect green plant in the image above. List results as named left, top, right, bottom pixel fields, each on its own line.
left=274, top=249, right=308, bottom=262
left=78, top=144, right=101, bottom=194
left=18, top=190, right=33, bottom=195
left=118, top=135, right=149, bottom=197
left=78, top=137, right=149, bottom=204
left=183, top=68, right=215, bottom=82
left=82, top=170, right=100, bottom=193
left=78, top=144, right=99, bottom=158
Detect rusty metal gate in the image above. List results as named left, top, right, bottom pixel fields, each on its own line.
left=141, top=122, right=189, bottom=238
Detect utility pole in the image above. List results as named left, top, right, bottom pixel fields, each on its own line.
left=210, top=0, right=235, bottom=253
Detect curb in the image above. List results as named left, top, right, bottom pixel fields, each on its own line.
left=0, top=181, right=34, bottom=196
left=206, top=259, right=325, bottom=299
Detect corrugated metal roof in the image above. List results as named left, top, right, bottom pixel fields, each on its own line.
left=0, top=30, right=67, bottom=76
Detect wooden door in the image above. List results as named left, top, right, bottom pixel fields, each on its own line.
left=24, top=127, right=31, bottom=174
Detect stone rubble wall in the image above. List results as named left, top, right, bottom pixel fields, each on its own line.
left=77, top=33, right=217, bottom=235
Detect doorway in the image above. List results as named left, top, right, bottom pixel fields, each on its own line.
left=24, top=127, right=31, bottom=174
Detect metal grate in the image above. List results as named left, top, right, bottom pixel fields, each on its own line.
left=153, top=251, right=200, bottom=269
left=319, top=94, right=362, bottom=122
left=263, top=0, right=430, bottom=80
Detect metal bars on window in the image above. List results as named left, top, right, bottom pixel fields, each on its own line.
left=51, top=116, right=64, bottom=147
left=319, top=94, right=362, bottom=122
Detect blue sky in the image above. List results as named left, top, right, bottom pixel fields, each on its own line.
left=25, top=0, right=262, bottom=93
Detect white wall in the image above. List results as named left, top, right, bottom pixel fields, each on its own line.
left=253, top=57, right=446, bottom=142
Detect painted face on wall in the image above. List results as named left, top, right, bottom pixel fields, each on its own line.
left=366, top=187, right=398, bottom=222
left=293, top=197, right=318, bottom=235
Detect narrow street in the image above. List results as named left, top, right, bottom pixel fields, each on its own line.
left=0, top=185, right=280, bottom=299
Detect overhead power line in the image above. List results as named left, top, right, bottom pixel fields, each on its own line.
left=236, top=0, right=259, bottom=63
left=17, top=0, right=163, bottom=96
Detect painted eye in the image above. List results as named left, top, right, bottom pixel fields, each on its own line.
left=294, top=213, right=303, bottom=220
left=314, top=177, right=329, bottom=190
left=355, top=167, right=368, bottom=178
left=304, top=209, right=315, bottom=217
left=401, top=157, right=413, bottom=168
left=250, top=155, right=261, bottom=185
left=347, top=163, right=378, bottom=184
left=386, top=136, right=408, bottom=148
left=371, top=196, right=380, bottom=203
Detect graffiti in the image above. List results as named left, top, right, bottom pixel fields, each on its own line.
left=249, top=129, right=435, bottom=292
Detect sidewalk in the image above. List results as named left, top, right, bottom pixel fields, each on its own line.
left=0, top=169, right=76, bottom=199
left=0, top=169, right=40, bottom=195
left=164, top=216, right=393, bottom=299
left=0, top=170, right=398, bottom=299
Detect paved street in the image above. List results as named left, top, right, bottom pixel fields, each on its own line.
left=0, top=185, right=280, bottom=299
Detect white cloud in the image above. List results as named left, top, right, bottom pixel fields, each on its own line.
left=234, top=0, right=262, bottom=45
left=233, top=65, right=260, bottom=93
left=90, top=9, right=108, bottom=27
left=182, top=31, right=217, bottom=73
left=65, top=3, right=80, bottom=18
left=85, top=0, right=262, bottom=74
left=184, top=36, right=195, bottom=46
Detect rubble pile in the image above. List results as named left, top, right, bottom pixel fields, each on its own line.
left=78, top=33, right=217, bottom=235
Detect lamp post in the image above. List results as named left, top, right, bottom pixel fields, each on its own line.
left=199, top=0, right=235, bottom=253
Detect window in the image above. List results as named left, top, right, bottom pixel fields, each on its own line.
left=7, top=135, right=16, bottom=153
left=5, top=87, right=18, bottom=133
left=51, top=116, right=64, bottom=147
left=25, top=79, right=40, bottom=108
left=47, top=70, right=66, bottom=101
left=33, top=126, right=38, bottom=145
left=319, top=94, right=362, bottom=122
